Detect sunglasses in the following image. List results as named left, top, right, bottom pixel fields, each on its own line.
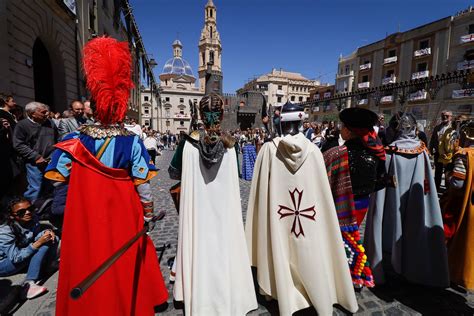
left=11, top=206, right=34, bottom=217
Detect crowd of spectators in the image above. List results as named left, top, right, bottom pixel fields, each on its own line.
left=0, top=90, right=470, bottom=304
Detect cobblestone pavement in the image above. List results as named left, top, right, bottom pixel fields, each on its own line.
left=2, top=150, right=474, bottom=315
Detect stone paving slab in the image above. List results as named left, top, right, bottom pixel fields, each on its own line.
left=2, top=149, right=473, bottom=315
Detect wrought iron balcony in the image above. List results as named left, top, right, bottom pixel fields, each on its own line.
left=408, top=90, right=427, bottom=102
left=383, top=56, right=398, bottom=65
left=452, top=88, right=474, bottom=99
left=414, top=47, right=431, bottom=57
left=359, top=63, right=371, bottom=71
left=380, top=95, right=394, bottom=103
left=358, top=81, right=370, bottom=89
left=460, top=34, right=474, bottom=44
left=382, top=76, right=397, bottom=85
left=457, top=60, right=474, bottom=71
left=411, top=70, right=430, bottom=80
left=358, top=98, right=368, bottom=105
left=173, top=113, right=191, bottom=119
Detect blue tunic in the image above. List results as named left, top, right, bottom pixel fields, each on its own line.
left=46, top=131, right=156, bottom=181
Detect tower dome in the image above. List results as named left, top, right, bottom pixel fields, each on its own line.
left=161, top=40, right=194, bottom=78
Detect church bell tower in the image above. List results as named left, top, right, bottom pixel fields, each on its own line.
left=198, top=0, right=223, bottom=93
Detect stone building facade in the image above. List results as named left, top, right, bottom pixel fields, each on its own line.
left=237, top=69, right=321, bottom=108
left=0, top=0, right=155, bottom=120
left=331, top=7, right=474, bottom=124
left=151, top=40, right=204, bottom=134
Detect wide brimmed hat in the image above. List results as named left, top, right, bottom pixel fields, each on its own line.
left=339, top=108, right=378, bottom=129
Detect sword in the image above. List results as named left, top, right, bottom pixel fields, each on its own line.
left=70, top=212, right=165, bottom=300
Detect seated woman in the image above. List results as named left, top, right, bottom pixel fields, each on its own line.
left=0, top=196, right=58, bottom=299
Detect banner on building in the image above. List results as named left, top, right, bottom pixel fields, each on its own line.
left=61, top=0, right=76, bottom=15
left=452, top=89, right=474, bottom=99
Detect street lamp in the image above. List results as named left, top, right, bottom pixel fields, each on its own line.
left=146, top=56, right=157, bottom=130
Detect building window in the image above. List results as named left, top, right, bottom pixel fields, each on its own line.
left=417, top=62, right=428, bottom=72
left=469, top=24, right=474, bottom=34
left=277, top=96, right=282, bottom=103
left=180, top=120, right=184, bottom=126
left=306, top=97, right=310, bottom=101
left=419, top=39, right=430, bottom=50
left=388, top=49, right=396, bottom=58
left=298, top=96, right=303, bottom=102
left=345, top=65, right=350, bottom=75
left=180, top=110, right=184, bottom=115
left=386, top=69, right=395, bottom=77
left=144, top=108, right=149, bottom=114
left=278, top=85, right=282, bottom=90
left=465, top=49, right=474, bottom=61
left=166, top=121, right=170, bottom=127
left=165, top=97, right=170, bottom=102
left=144, top=120, right=149, bottom=126
left=180, top=98, right=184, bottom=103
left=291, top=96, right=295, bottom=101
left=362, top=75, right=369, bottom=82
left=144, top=96, right=149, bottom=101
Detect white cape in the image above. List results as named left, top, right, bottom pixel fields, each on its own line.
left=174, top=141, right=258, bottom=315
left=245, top=133, right=358, bottom=315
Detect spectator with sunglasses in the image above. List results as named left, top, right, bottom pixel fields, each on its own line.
left=0, top=196, right=59, bottom=299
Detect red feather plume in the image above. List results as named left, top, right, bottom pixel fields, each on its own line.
left=82, top=36, right=134, bottom=125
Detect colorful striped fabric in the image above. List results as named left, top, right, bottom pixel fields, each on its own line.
left=323, top=145, right=374, bottom=288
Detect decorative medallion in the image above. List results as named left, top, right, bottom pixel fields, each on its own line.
left=277, top=188, right=316, bottom=238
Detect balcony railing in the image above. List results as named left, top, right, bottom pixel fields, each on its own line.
left=173, top=113, right=191, bottom=119
left=411, top=70, right=430, bottom=80
left=382, top=76, right=397, bottom=85
left=323, top=92, right=331, bottom=98
left=414, top=47, right=431, bottom=57
left=336, top=70, right=354, bottom=78
left=358, top=99, right=368, bottom=105
left=359, top=63, right=371, bottom=71
left=457, top=60, right=474, bottom=71
left=383, top=56, right=398, bottom=64
left=460, top=34, right=474, bottom=44
left=380, top=95, right=394, bottom=103
left=452, top=89, right=474, bottom=99
left=276, top=89, right=285, bottom=96
left=408, top=90, right=427, bottom=102
left=358, top=81, right=370, bottom=89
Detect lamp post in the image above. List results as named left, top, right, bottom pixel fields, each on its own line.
left=148, top=57, right=157, bottom=129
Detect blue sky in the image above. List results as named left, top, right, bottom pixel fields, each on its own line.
left=131, top=0, right=472, bottom=93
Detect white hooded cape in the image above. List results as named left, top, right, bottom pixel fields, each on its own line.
left=174, top=141, right=258, bottom=315
left=245, top=133, right=358, bottom=315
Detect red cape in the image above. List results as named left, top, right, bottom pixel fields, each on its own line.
left=55, top=139, right=168, bottom=316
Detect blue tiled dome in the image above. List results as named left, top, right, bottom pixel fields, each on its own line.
left=162, top=57, right=194, bottom=77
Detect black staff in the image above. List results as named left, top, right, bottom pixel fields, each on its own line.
left=70, top=213, right=165, bottom=300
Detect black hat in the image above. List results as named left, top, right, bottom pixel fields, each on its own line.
left=339, top=108, right=378, bottom=129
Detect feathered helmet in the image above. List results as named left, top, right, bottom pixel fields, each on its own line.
left=82, top=36, right=134, bottom=125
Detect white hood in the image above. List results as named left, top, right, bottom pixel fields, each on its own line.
left=276, top=133, right=311, bottom=173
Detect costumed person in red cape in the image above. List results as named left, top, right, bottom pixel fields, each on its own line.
left=45, top=36, right=168, bottom=316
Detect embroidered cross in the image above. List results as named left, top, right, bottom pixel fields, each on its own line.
left=298, top=112, right=303, bottom=119
left=277, top=188, right=316, bottom=238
